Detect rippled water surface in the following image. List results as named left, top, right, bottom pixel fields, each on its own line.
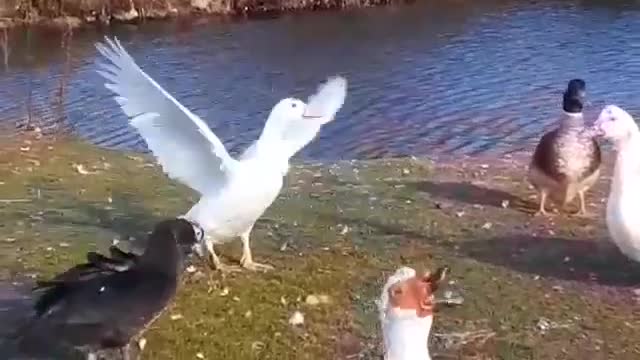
left=1, top=0, right=640, bottom=160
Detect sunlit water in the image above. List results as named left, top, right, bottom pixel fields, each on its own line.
left=1, top=0, right=639, bottom=160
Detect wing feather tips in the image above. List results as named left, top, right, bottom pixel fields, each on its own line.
left=104, top=36, right=118, bottom=53
left=114, top=96, right=128, bottom=107
left=325, top=76, right=348, bottom=104
left=129, top=112, right=159, bottom=126
left=96, top=69, right=118, bottom=85
left=95, top=42, right=121, bottom=65
left=303, top=75, right=348, bottom=124
left=95, top=36, right=134, bottom=69
left=325, top=75, right=347, bottom=91
left=104, top=83, right=120, bottom=94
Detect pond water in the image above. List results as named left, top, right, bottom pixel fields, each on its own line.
left=1, top=0, right=639, bottom=160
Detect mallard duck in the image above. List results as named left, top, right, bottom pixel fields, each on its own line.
left=14, top=219, right=203, bottom=359
left=592, top=105, right=640, bottom=262
left=95, top=37, right=348, bottom=272
left=528, top=79, right=601, bottom=216
left=378, top=266, right=448, bottom=360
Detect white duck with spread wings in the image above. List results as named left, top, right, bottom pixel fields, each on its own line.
left=95, top=37, right=348, bottom=271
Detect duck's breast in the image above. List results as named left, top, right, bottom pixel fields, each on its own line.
left=555, top=129, right=601, bottom=181
left=187, top=162, right=284, bottom=237
left=607, top=189, right=640, bottom=262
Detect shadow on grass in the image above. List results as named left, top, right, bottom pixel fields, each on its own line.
left=403, top=180, right=535, bottom=212
left=0, top=282, right=32, bottom=339
left=44, top=192, right=162, bottom=253
left=316, top=212, right=431, bottom=249
left=458, top=235, right=640, bottom=287
left=0, top=282, right=79, bottom=360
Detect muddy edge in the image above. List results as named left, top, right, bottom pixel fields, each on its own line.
left=0, top=0, right=413, bottom=29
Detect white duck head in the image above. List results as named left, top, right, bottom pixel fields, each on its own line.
left=249, top=76, right=347, bottom=162
left=379, top=266, right=448, bottom=360
left=593, top=105, right=639, bottom=145
left=257, top=97, right=307, bottom=144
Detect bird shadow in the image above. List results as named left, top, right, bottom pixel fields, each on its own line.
left=316, top=212, right=429, bottom=244
left=400, top=180, right=535, bottom=212
left=43, top=192, right=163, bottom=254
left=0, top=281, right=33, bottom=338
left=318, top=210, right=638, bottom=287
left=0, top=281, right=84, bottom=359
left=456, top=235, right=640, bottom=287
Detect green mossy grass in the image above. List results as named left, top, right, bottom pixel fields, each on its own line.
left=1, top=136, right=639, bottom=359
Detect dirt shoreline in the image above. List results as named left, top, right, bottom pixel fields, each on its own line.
left=0, top=0, right=410, bottom=29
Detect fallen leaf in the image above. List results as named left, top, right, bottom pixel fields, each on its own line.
left=305, top=295, right=320, bottom=306
left=288, top=311, right=304, bottom=326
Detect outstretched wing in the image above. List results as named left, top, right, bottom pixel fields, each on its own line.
left=282, top=76, right=348, bottom=157
left=95, top=37, right=237, bottom=196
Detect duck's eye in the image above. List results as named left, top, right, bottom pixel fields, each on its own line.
left=291, top=103, right=297, bottom=108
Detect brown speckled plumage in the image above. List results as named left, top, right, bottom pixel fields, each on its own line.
left=528, top=79, right=601, bottom=215
left=531, top=116, right=601, bottom=184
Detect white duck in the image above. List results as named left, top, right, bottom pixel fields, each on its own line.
left=592, top=105, right=640, bottom=262
left=378, top=266, right=448, bottom=360
left=95, top=37, right=348, bottom=272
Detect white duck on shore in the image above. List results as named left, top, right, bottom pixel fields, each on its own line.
left=95, top=37, right=348, bottom=272
left=378, top=266, right=448, bottom=360
left=592, top=105, right=640, bottom=262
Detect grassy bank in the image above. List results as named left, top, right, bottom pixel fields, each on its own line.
left=0, top=0, right=409, bottom=29
left=1, top=135, right=640, bottom=359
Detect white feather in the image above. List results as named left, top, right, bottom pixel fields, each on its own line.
left=95, top=37, right=236, bottom=196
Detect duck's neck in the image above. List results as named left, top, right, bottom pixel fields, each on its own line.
left=383, top=313, right=432, bottom=360
left=137, top=236, right=182, bottom=277
left=560, top=112, right=584, bottom=128
left=247, top=134, right=291, bottom=175
left=611, top=132, right=640, bottom=196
